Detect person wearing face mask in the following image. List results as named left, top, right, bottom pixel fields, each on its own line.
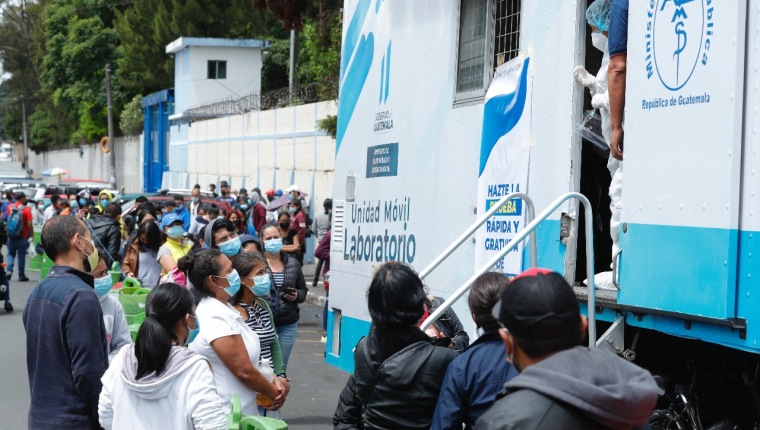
left=33, top=200, right=45, bottom=225
left=23, top=216, right=108, bottom=429
left=188, top=205, right=209, bottom=236
left=231, top=252, right=290, bottom=418
left=98, top=282, right=228, bottom=429
left=43, top=195, right=61, bottom=224
left=203, top=218, right=243, bottom=258
left=260, top=223, right=307, bottom=368
left=573, top=0, right=622, bottom=285
left=189, top=187, right=202, bottom=218
left=91, top=248, right=131, bottom=362
left=431, top=272, right=518, bottom=430
left=228, top=209, right=249, bottom=235
left=216, top=180, right=236, bottom=207
left=276, top=212, right=302, bottom=265
left=172, top=195, right=191, bottom=231
left=157, top=213, right=192, bottom=278
left=87, top=203, right=123, bottom=268
left=180, top=249, right=286, bottom=416
left=96, top=189, right=115, bottom=213
left=249, top=190, right=268, bottom=234
left=311, top=198, right=332, bottom=287
left=288, top=199, right=307, bottom=256
left=122, top=220, right=164, bottom=289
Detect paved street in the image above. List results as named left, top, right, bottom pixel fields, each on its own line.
left=0, top=261, right=346, bottom=429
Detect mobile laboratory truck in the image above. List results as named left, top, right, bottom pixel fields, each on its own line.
left=327, top=0, right=760, bottom=425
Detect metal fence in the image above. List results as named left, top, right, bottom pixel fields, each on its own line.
left=183, top=81, right=336, bottom=121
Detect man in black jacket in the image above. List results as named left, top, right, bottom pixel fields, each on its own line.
left=87, top=203, right=122, bottom=267
left=478, top=269, right=658, bottom=430
left=23, top=216, right=108, bottom=429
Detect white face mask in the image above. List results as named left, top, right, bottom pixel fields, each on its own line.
left=591, top=32, right=608, bottom=53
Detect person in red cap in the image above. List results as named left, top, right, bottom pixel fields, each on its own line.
left=478, top=268, right=658, bottom=430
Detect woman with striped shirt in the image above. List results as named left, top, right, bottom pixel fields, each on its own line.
left=260, top=223, right=308, bottom=368
left=230, top=252, right=289, bottom=417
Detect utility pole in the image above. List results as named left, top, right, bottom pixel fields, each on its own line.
left=289, top=28, right=298, bottom=100
left=20, top=96, right=28, bottom=170
left=105, top=64, right=116, bottom=188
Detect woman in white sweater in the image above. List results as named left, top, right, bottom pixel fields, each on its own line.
left=99, top=283, right=228, bottom=430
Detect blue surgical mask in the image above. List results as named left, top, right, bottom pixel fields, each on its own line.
left=216, top=269, right=241, bottom=296
left=70, top=201, right=79, bottom=208
left=100, top=199, right=109, bottom=207
left=251, top=274, right=271, bottom=297
left=167, top=225, right=184, bottom=239
left=239, top=204, right=249, bottom=210
left=264, top=238, right=283, bottom=254
left=192, top=197, right=200, bottom=203
left=219, top=236, right=241, bottom=257
left=186, top=316, right=199, bottom=346
left=94, top=274, right=113, bottom=298
left=288, top=206, right=296, bottom=214
left=78, top=198, right=87, bottom=207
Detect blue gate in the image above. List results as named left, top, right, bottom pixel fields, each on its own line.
left=142, top=90, right=173, bottom=192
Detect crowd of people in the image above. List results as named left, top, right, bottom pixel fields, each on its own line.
left=19, top=181, right=332, bottom=429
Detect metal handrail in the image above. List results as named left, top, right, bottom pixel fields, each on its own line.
left=421, top=192, right=598, bottom=347
left=419, top=192, right=537, bottom=280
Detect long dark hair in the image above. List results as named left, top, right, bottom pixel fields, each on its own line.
left=135, top=283, right=194, bottom=379
left=138, top=220, right=163, bottom=252
left=177, top=248, right=223, bottom=298
left=366, top=262, right=429, bottom=363
left=468, top=272, right=509, bottom=331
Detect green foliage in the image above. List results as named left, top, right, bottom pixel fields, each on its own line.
left=119, top=94, right=143, bottom=136
left=39, top=0, right=123, bottom=146
left=262, top=38, right=291, bottom=93
left=318, top=114, right=337, bottom=139
left=28, top=101, right=73, bottom=151
left=298, top=10, right=341, bottom=100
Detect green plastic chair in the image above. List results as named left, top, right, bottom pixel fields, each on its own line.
left=228, top=395, right=287, bottom=430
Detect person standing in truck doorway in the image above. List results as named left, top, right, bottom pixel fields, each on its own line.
left=574, top=0, right=624, bottom=284
left=607, top=0, right=628, bottom=261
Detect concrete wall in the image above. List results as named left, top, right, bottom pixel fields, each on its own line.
left=164, top=100, right=337, bottom=208
left=28, top=136, right=143, bottom=192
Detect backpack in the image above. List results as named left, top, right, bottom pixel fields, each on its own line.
left=7, top=207, right=24, bottom=238
left=304, top=212, right=314, bottom=239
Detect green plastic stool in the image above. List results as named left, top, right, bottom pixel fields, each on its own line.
left=127, top=312, right=146, bottom=341
left=39, top=253, right=55, bottom=280
left=119, top=287, right=151, bottom=316
left=228, top=395, right=287, bottom=430
left=28, top=254, right=42, bottom=271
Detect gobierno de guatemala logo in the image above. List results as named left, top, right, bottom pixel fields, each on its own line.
left=645, top=0, right=714, bottom=92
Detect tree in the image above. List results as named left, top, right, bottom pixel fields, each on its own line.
left=41, top=0, right=124, bottom=144
left=119, top=94, right=143, bottom=136
left=115, top=0, right=282, bottom=97
left=298, top=9, right=341, bottom=99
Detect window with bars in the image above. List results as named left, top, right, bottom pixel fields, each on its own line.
left=455, top=0, right=522, bottom=103
left=455, top=0, right=489, bottom=95
left=493, top=0, right=522, bottom=69
left=207, top=60, right=227, bottom=79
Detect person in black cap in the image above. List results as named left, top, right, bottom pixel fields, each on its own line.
left=477, top=268, right=658, bottom=430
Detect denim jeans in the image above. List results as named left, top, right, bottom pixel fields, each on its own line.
left=7, top=236, right=28, bottom=277
left=275, top=322, right=298, bottom=369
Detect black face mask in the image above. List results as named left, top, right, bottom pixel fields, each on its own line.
left=221, top=190, right=228, bottom=196
left=279, top=222, right=289, bottom=230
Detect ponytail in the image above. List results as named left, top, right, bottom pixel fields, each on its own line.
left=134, top=283, right=194, bottom=379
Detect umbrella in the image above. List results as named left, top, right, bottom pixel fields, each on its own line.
left=42, top=167, right=68, bottom=176
left=267, top=192, right=309, bottom=211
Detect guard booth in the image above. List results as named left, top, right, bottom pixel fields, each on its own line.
left=142, top=89, right=173, bottom=192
